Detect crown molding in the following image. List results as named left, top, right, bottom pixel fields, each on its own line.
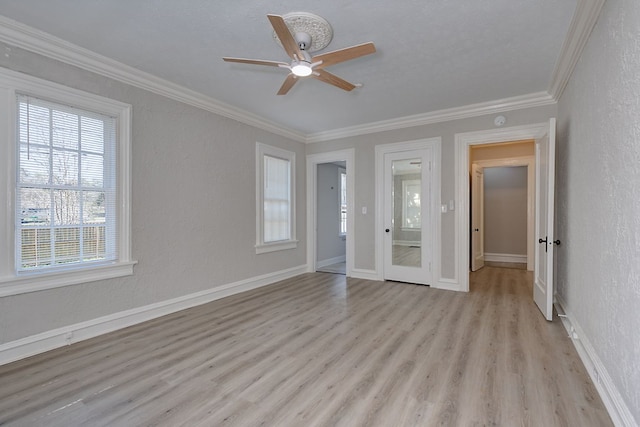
left=0, top=15, right=307, bottom=143
left=548, top=0, right=606, bottom=101
left=305, top=91, right=555, bottom=143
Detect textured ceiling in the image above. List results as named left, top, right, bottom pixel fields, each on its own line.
left=0, top=0, right=577, bottom=135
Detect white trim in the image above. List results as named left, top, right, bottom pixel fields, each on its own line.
left=0, top=15, right=306, bottom=143
left=484, top=253, right=527, bottom=264
left=338, top=167, right=347, bottom=236
left=555, top=295, right=638, bottom=427
left=0, top=264, right=307, bottom=366
left=306, top=92, right=555, bottom=143
left=255, top=240, right=299, bottom=254
left=0, top=261, right=136, bottom=297
left=375, top=138, right=441, bottom=284
left=432, top=278, right=460, bottom=292
left=317, top=255, right=346, bottom=269
left=306, top=149, right=355, bottom=276
left=350, top=268, right=379, bottom=281
left=548, top=0, right=606, bottom=101
left=473, top=156, right=535, bottom=271
left=455, top=123, right=549, bottom=292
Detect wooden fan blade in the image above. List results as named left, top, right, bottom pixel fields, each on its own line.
left=277, top=74, right=298, bottom=95
left=312, top=42, right=376, bottom=69
left=223, top=57, right=288, bottom=67
left=267, top=14, right=304, bottom=61
left=312, top=69, right=356, bottom=92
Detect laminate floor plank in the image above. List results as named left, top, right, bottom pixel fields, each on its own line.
left=0, top=268, right=613, bottom=426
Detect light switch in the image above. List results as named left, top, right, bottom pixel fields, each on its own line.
left=362, top=206, right=367, bottom=215
left=441, top=204, right=448, bottom=213
left=449, top=200, right=455, bottom=211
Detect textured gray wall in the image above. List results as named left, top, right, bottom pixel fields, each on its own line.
left=483, top=167, right=527, bottom=256
left=556, top=0, right=640, bottom=421
left=306, top=105, right=556, bottom=276
left=0, top=43, right=307, bottom=344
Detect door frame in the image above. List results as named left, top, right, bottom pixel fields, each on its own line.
left=306, top=149, right=355, bottom=276
left=375, top=138, right=441, bottom=283
left=455, top=123, right=549, bottom=292
left=473, top=156, right=535, bottom=271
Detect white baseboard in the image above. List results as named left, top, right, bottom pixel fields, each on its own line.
left=317, top=255, right=346, bottom=269
left=0, top=265, right=307, bottom=366
left=349, top=268, right=380, bottom=281
left=484, top=252, right=527, bottom=264
left=432, top=278, right=462, bottom=292
left=555, top=295, right=637, bottom=427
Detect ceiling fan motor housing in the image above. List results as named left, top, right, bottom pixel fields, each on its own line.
left=295, top=32, right=312, bottom=51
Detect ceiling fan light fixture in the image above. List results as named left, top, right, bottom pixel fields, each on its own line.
left=291, top=61, right=313, bottom=77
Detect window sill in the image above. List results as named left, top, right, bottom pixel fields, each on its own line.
left=255, top=240, right=298, bottom=254
left=0, top=261, right=137, bottom=297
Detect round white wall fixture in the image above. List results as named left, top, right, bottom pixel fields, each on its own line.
left=494, top=115, right=506, bottom=127
left=272, top=12, right=333, bottom=52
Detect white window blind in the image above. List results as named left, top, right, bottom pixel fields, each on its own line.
left=263, top=154, right=291, bottom=243
left=16, top=94, right=117, bottom=271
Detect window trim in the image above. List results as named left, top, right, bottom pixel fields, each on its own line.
left=0, top=67, right=135, bottom=296
left=255, top=142, right=297, bottom=254
left=338, top=167, right=347, bottom=237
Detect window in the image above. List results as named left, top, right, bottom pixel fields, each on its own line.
left=16, top=95, right=116, bottom=271
left=339, top=168, right=347, bottom=236
left=402, top=179, right=421, bottom=229
left=255, top=143, right=297, bottom=253
left=0, top=68, right=134, bottom=295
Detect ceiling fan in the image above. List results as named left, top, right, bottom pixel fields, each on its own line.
left=223, top=13, right=376, bottom=95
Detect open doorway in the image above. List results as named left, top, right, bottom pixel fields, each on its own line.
left=455, top=120, right=557, bottom=320
left=315, top=162, right=347, bottom=274
left=469, top=141, right=535, bottom=274
left=482, top=166, right=528, bottom=269
left=306, top=149, right=355, bottom=276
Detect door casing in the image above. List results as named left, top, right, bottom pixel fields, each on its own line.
left=306, top=149, right=355, bottom=276
left=454, top=122, right=552, bottom=292
left=375, top=138, right=441, bottom=284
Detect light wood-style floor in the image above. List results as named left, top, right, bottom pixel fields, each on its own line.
left=0, top=267, right=612, bottom=426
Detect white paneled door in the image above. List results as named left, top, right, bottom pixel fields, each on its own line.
left=471, top=163, right=485, bottom=272
left=534, top=118, right=557, bottom=321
